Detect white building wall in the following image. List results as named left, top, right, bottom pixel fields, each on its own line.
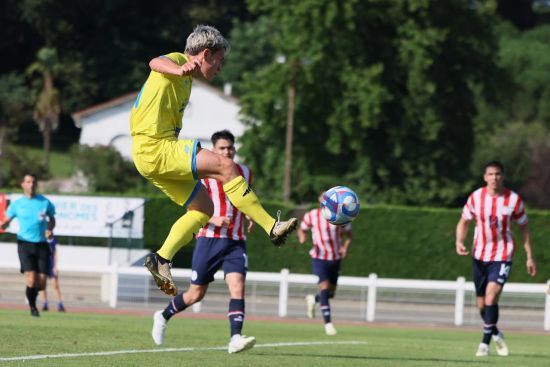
left=78, top=101, right=134, bottom=158
left=78, top=82, right=244, bottom=160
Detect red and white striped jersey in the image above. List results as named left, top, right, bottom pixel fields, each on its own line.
left=196, top=164, right=253, bottom=240
left=300, top=208, right=352, bottom=261
left=462, top=187, right=528, bottom=262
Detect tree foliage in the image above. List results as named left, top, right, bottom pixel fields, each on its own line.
left=1, top=0, right=549, bottom=207
left=70, top=145, right=142, bottom=193
left=471, top=23, right=550, bottom=207
left=0, top=73, right=30, bottom=155
left=234, top=0, right=499, bottom=205
left=0, top=146, right=49, bottom=188
left=27, top=47, right=62, bottom=168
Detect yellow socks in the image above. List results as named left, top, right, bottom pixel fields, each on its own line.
left=223, top=176, right=276, bottom=235
left=157, top=210, right=210, bottom=261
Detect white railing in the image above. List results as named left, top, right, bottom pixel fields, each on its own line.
left=1, top=263, right=548, bottom=330
left=108, top=265, right=550, bottom=330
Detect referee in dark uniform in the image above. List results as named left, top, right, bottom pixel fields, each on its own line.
left=0, top=174, right=56, bottom=317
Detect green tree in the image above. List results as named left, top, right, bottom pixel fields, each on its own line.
left=27, top=47, right=62, bottom=168
left=472, top=23, right=550, bottom=207
left=15, top=0, right=249, bottom=111
left=219, top=16, right=278, bottom=95
left=0, top=73, right=30, bottom=187
left=237, top=0, right=499, bottom=205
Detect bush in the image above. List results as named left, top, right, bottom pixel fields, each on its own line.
left=0, top=145, right=49, bottom=188
left=70, top=144, right=141, bottom=192
left=143, top=199, right=550, bottom=283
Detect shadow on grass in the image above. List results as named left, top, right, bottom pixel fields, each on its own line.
left=251, top=352, right=486, bottom=364
left=509, top=353, right=550, bottom=359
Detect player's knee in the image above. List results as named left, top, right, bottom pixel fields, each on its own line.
left=218, top=157, right=238, bottom=184
left=186, top=287, right=206, bottom=304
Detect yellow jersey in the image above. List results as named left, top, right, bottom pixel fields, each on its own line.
left=130, top=52, right=192, bottom=140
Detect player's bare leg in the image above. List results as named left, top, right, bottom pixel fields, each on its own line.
left=196, top=149, right=298, bottom=245
left=146, top=188, right=213, bottom=296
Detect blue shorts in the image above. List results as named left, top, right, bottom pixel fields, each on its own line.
left=311, top=258, right=341, bottom=285
left=472, top=259, right=512, bottom=297
left=47, top=256, right=57, bottom=278
left=191, top=237, right=247, bottom=285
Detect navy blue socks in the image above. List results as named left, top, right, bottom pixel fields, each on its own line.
left=482, top=304, right=500, bottom=344
left=162, top=292, right=188, bottom=320
left=319, top=289, right=331, bottom=324
left=228, top=298, right=245, bottom=336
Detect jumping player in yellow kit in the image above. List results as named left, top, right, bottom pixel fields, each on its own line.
left=130, top=25, right=297, bottom=296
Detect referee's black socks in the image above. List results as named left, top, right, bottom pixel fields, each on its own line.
left=26, top=286, right=38, bottom=309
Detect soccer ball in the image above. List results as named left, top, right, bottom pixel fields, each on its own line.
left=320, top=186, right=360, bottom=225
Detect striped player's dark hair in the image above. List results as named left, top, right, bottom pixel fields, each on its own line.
left=484, top=160, right=504, bottom=173
left=211, top=129, right=235, bottom=145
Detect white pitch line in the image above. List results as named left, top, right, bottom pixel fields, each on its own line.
left=0, top=341, right=367, bottom=362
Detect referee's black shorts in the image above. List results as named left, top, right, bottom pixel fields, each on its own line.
left=17, top=240, right=51, bottom=274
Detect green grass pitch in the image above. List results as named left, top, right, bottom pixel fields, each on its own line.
left=0, top=309, right=548, bottom=367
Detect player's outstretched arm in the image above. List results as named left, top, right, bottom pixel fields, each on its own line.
left=455, top=218, right=470, bottom=256
left=519, top=223, right=537, bottom=277
left=297, top=228, right=307, bottom=244
left=339, top=231, right=352, bottom=259
left=0, top=216, right=12, bottom=230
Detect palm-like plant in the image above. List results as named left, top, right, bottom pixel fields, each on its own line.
left=27, top=47, right=62, bottom=168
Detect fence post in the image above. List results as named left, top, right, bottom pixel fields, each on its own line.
left=278, top=268, right=289, bottom=317
left=109, top=263, right=119, bottom=309
left=545, top=280, right=550, bottom=331
left=454, top=276, right=465, bottom=326
left=366, top=273, right=377, bottom=322
left=192, top=302, right=202, bottom=313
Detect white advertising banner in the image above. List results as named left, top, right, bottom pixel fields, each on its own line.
left=4, top=194, right=145, bottom=239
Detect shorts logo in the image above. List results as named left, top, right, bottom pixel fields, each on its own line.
left=191, top=270, right=198, bottom=281
left=497, top=278, right=504, bottom=283
left=499, top=264, right=511, bottom=278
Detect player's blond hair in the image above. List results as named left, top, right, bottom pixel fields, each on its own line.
left=185, top=25, right=230, bottom=55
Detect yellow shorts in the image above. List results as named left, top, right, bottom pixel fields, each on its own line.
left=132, top=136, right=201, bottom=206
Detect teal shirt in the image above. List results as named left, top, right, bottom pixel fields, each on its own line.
left=6, top=195, right=56, bottom=243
